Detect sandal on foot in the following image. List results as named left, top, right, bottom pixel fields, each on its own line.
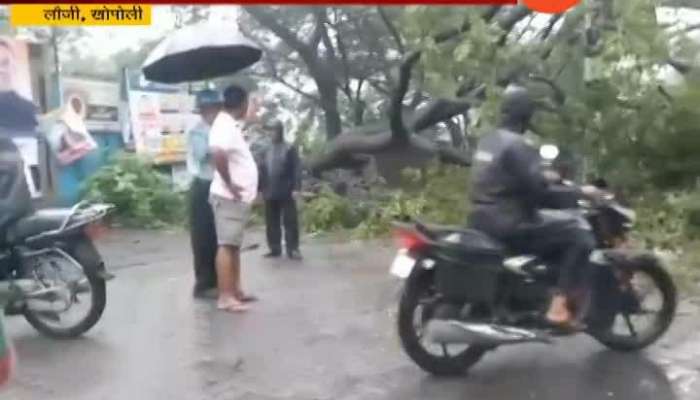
left=217, top=299, right=250, bottom=313
left=237, top=293, right=259, bottom=303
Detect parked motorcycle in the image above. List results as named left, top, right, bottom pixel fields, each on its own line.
left=390, top=145, right=677, bottom=376
left=1, top=137, right=114, bottom=338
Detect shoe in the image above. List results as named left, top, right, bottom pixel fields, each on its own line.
left=288, top=250, right=303, bottom=261
left=193, top=287, right=218, bottom=299
left=264, top=251, right=282, bottom=258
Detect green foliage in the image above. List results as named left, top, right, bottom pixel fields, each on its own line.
left=354, top=164, right=471, bottom=238
left=354, top=192, right=428, bottom=238
left=302, top=186, right=368, bottom=234
left=82, top=153, right=186, bottom=228
left=632, top=189, right=700, bottom=250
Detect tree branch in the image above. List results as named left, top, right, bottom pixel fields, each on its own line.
left=308, top=7, right=327, bottom=50
left=433, top=5, right=502, bottom=45
left=411, top=97, right=473, bottom=133
left=668, top=58, right=692, bottom=74
left=660, top=0, right=700, bottom=9
left=495, top=5, right=532, bottom=35
left=315, top=9, right=336, bottom=60
left=670, top=22, right=700, bottom=37
left=377, top=6, right=405, bottom=54
left=331, top=19, right=353, bottom=99
left=540, top=14, right=563, bottom=41
left=390, top=51, right=421, bottom=142
left=243, top=6, right=311, bottom=57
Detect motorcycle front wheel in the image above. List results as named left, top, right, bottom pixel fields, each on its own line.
left=22, top=237, right=107, bottom=339
left=397, top=267, right=488, bottom=376
left=590, top=259, right=677, bottom=352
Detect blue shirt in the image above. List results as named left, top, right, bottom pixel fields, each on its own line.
left=186, top=120, right=214, bottom=181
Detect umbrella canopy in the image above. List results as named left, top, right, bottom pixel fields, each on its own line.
left=142, top=23, right=262, bottom=84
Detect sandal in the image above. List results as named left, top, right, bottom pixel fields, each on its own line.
left=217, top=298, right=250, bottom=313
left=237, top=293, right=259, bottom=303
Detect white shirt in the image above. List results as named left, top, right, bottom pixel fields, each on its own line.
left=208, top=112, right=259, bottom=204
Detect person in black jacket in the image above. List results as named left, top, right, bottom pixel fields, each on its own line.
left=469, top=85, right=601, bottom=329
left=258, top=120, right=303, bottom=260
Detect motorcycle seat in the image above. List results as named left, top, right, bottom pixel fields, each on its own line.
left=416, top=221, right=505, bottom=255
left=7, top=208, right=73, bottom=242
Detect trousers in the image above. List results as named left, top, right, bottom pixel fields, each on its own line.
left=472, top=208, right=596, bottom=294
left=265, top=197, right=299, bottom=254
left=189, top=178, right=218, bottom=291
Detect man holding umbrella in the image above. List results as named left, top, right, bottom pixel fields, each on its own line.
left=140, top=23, right=264, bottom=310
left=187, top=89, right=222, bottom=299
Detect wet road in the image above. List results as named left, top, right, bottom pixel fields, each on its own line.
left=3, top=229, right=700, bottom=400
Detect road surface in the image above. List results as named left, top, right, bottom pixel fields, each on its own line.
left=3, top=229, right=700, bottom=400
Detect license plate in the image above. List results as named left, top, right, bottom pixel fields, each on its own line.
left=390, top=250, right=415, bottom=279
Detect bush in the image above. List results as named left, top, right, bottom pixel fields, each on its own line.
left=633, top=189, right=700, bottom=250
left=82, top=153, right=186, bottom=228
left=354, top=191, right=427, bottom=238
left=302, top=185, right=368, bottom=234
left=354, top=163, right=471, bottom=238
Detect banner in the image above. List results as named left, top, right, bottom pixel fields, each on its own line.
left=128, top=89, right=197, bottom=165
left=0, top=35, right=37, bottom=135
left=63, top=77, right=121, bottom=132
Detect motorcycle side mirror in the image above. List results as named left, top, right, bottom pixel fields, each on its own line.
left=539, top=144, right=559, bottom=161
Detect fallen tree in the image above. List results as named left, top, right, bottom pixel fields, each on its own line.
left=307, top=5, right=531, bottom=179
left=306, top=1, right=695, bottom=181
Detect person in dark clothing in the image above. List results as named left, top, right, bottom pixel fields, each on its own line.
left=187, top=89, right=223, bottom=299
left=469, top=85, right=601, bottom=328
left=258, top=120, right=302, bottom=260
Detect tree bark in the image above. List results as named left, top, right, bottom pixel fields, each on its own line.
left=244, top=6, right=343, bottom=140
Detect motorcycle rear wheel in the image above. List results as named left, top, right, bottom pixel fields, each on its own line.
left=397, top=267, right=488, bottom=376
left=23, top=237, right=107, bottom=339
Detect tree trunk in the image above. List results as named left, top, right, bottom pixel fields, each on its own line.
left=353, top=99, right=366, bottom=126
left=318, top=85, right=342, bottom=140
left=310, top=62, right=343, bottom=140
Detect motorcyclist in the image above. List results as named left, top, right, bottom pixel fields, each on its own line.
left=468, top=85, right=599, bottom=329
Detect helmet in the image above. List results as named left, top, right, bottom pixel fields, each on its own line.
left=195, top=89, right=223, bottom=110
left=500, top=85, right=536, bottom=124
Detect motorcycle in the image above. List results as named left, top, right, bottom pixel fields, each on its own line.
left=390, top=145, right=677, bottom=376
left=1, top=137, right=114, bottom=338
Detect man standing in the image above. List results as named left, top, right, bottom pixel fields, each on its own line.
left=187, top=89, right=222, bottom=299
left=258, top=120, right=302, bottom=260
left=209, top=85, right=259, bottom=312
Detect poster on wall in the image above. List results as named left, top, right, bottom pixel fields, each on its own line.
left=62, top=77, right=121, bottom=132
left=42, top=101, right=98, bottom=166
left=0, top=36, right=42, bottom=198
left=0, top=35, right=36, bottom=134
left=128, top=89, right=197, bottom=165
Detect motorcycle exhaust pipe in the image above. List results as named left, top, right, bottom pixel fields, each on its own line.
left=424, top=319, right=551, bottom=347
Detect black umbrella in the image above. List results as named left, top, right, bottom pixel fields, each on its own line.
left=142, top=23, right=262, bottom=84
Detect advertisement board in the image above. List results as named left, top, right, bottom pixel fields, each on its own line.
left=1, top=35, right=43, bottom=198
left=62, top=77, right=121, bottom=132
left=128, top=89, right=197, bottom=165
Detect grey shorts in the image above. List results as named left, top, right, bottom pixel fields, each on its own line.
left=209, top=194, right=252, bottom=247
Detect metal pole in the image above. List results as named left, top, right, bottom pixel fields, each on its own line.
left=51, top=28, right=63, bottom=107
